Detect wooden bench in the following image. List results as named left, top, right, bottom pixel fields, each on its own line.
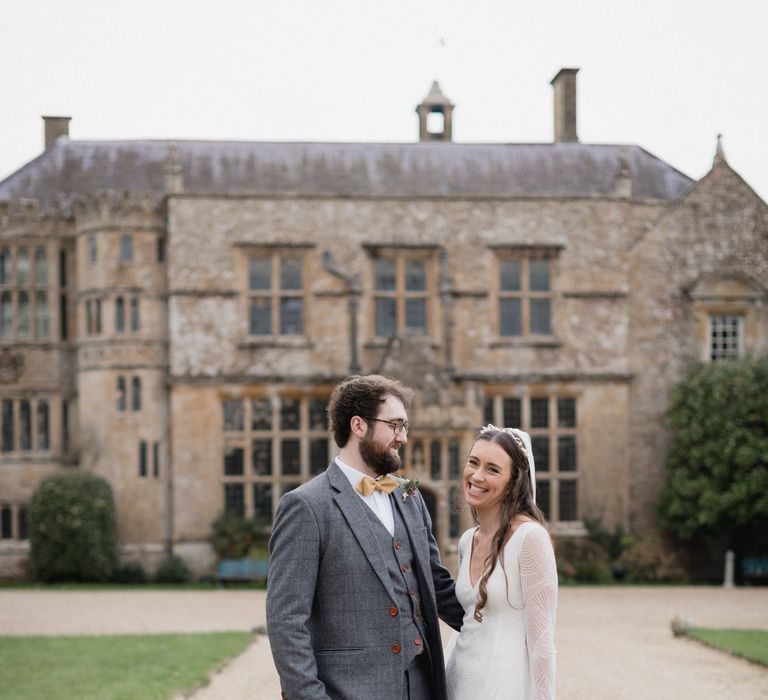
left=741, top=556, right=768, bottom=583
left=216, top=558, right=269, bottom=583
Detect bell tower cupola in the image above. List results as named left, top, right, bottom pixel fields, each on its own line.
left=416, top=81, right=454, bottom=142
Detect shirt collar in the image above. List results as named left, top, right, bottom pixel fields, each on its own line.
left=335, top=458, right=389, bottom=490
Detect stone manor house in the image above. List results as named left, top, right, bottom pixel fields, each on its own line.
left=0, top=69, right=766, bottom=577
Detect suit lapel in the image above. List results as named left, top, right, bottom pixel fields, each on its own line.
left=328, top=462, right=398, bottom=605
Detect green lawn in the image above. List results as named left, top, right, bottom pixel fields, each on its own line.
left=0, top=632, right=252, bottom=700
left=687, top=628, right=768, bottom=667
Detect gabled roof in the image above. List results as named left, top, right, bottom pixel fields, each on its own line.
left=0, top=138, right=693, bottom=204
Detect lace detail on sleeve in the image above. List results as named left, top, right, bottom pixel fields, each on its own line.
left=520, top=526, right=558, bottom=700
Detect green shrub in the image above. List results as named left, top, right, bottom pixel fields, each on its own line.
left=210, top=512, right=262, bottom=559
left=583, top=516, right=635, bottom=561
left=111, top=561, right=147, bottom=584
left=616, top=539, right=686, bottom=582
left=155, top=555, right=192, bottom=583
left=555, top=537, right=613, bottom=583
left=29, top=471, right=118, bottom=582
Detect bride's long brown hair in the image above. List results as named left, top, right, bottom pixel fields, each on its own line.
left=471, top=429, right=546, bottom=622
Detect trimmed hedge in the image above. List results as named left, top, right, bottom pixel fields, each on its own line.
left=29, top=471, right=118, bottom=582
left=155, top=555, right=192, bottom=583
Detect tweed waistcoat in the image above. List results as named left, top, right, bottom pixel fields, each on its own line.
left=363, top=499, right=429, bottom=667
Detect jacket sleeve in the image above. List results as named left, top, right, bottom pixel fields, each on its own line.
left=418, top=492, right=464, bottom=631
left=266, top=490, right=330, bottom=700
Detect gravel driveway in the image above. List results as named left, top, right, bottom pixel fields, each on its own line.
left=1, top=586, right=766, bottom=699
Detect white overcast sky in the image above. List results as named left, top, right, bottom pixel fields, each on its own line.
left=2, top=0, right=766, bottom=201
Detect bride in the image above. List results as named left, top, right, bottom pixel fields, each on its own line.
left=445, top=425, right=558, bottom=699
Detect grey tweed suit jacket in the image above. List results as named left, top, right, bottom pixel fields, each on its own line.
left=266, top=461, right=464, bottom=700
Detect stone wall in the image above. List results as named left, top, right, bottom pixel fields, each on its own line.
left=628, top=160, right=768, bottom=531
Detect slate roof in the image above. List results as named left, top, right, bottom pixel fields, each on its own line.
left=0, top=138, right=693, bottom=204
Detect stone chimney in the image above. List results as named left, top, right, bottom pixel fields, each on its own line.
left=550, top=68, right=579, bottom=142
left=42, top=116, right=71, bottom=150
left=164, top=142, right=184, bottom=194
left=416, top=81, right=454, bottom=142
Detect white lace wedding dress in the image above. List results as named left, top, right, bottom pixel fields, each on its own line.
left=445, top=522, right=558, bottom=700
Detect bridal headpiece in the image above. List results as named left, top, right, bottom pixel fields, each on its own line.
left=479, top=424, right=528, bottom=461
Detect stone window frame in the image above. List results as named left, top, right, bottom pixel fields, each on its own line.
left=114, top=296, right=140, bottom=334
left=240, top=246, right=312, bottom=340
left=365, top=245, right=439, bottom=341
left=709, top=314, right=743, bottom=361
left=221, top=390, right=333, bottom=527
left=0, top=502, right=29, bottom=540
left=688, top=273, right=764, bottom=363
left=138, top=440, right=148, bottom=477
left=484, top=390, right=580, bottom=532
left=115, top=296, right=126, bottom=332
left=116, top=375, right=142, bottom=413
left=84, top=296, right=103, bottom=336
left=0, top=243, right=51, bottom=342
left=138, top=439, right=161, bottom=479
left=130, top=297, right=140, bottom=332
left=0, top=397, right=51, bottom=455
left=119, top=234, right=133, bottom=263
left=489, top=245, right=561, bottom=343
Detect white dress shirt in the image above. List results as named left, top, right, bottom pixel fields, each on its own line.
left=335, top=458, right=395, bottom=536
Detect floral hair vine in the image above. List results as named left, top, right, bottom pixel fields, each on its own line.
left=479, top=424, right=529, bottom=461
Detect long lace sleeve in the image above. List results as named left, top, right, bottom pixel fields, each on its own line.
left=520, top=526, right=558, bottom=700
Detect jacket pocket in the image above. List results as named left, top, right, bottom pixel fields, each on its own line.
left=315, top=647, right=366, bottom=655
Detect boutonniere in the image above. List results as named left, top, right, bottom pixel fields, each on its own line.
left=397, top=477, right=420, bottom=502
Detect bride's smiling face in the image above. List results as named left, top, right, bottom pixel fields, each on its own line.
left=463, top=439, right=513, bottom=512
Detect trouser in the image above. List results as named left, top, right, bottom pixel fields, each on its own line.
left=403, top=652, right=432, bottom=700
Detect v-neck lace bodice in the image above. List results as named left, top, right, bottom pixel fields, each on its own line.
left=445, top=523, right=558, bottom=700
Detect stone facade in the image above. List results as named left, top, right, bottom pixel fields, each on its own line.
left=0, top=77, right=765, bottom=578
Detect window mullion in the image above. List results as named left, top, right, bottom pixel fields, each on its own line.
left=396, top=255, right=405, bottom=329
left=522, top=259, right=531, bottom=335
left=272, top=254, right=280, bottom=336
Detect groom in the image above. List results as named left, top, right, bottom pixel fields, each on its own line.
left=266, top=374, right=463, bottom=700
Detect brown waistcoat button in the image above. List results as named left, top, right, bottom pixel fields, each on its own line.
left=390, top=607, right=398, bottom=617
left=391, top=644, right=401, bottom=654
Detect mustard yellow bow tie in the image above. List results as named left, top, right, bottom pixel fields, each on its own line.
left=356, top=475, right=398, bottom=497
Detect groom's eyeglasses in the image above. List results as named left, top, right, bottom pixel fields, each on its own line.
left=365, top=417, right=409, bottom=436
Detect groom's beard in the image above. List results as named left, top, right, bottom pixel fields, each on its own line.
left=359, top=433, right=401, bottom=476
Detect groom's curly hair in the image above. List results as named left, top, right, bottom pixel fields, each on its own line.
left=327, top=374, right=413, bottom=447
